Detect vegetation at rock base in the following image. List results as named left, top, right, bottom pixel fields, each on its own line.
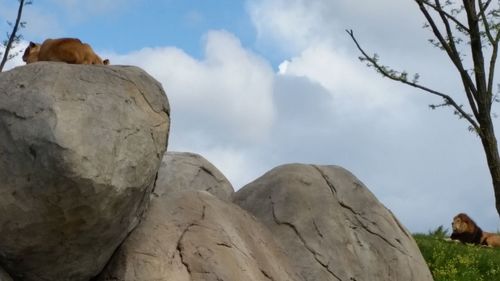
left=414, top=226, right=500, bottom=281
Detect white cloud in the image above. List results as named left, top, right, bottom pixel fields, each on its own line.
left=278, top=44, right=408, bottom=112
left=108, top=30, right=276, bottom=143
left=246, top=0, right=500, bottom=233
left=2, top=0, right=498, bottom=234
left=0, top=41, right=27, bottom=71
left=247, top=0, right=425, bottom=55
left=0, top=0, right=63, bottom=40
left=247, top=0, right=335, bottom=53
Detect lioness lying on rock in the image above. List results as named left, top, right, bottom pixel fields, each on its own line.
left=22, top=38, right=109, bottom=65
left=450, top=213, right=500, bottom=247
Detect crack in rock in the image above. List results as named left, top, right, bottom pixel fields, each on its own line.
left=188, top=167, right=221, bottom=192
left=151, top=171, right=160, bottom=197
left=189, top=163, right=227, bottom=185
left=0, top=109, right=28, bottom=120
left=216, top=242, right=232, bottom=248
left=107, top=68, right=168, bottom=115
left=312, top=165, right=337, bottom=194
left=175, top=204, right=207, bottom=278
left=270, top=196, right=342, bottom=281
left=312, top=165, right=409, bottom=256
left=201, top=205, right=206, bottom=220
left=176, top=223, right=198, bottom=276
left=260, top=269, right=274, bottom=281
left=313, top=220, right=324, bottom=239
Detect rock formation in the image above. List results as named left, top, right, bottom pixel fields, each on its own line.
left=97, top=152, right=299, bottom=281
left=0, top=63, right=433, bottom=281
left=155, top=152, right=234, bottom=201
left=96, top=190, right=300, bottom=281
left=0, top=63, right=170, bottom=281
left=234, top=164, right=434, bottom=281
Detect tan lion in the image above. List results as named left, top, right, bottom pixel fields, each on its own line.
left=450, top=213, right=500, bottom=247
left=22, top=38, right=110, bottom=65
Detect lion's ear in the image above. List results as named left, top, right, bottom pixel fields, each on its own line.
left=29, top=41, right=38, bottom=48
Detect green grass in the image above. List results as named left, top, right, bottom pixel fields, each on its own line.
left=414, top=226, right=500, bottom=281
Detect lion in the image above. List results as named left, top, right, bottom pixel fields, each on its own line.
left=450, top=213, right=500, bottom=247
left=22, top=38, right=110, bottom=65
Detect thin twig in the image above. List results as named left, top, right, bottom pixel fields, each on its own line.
left=421, top=0, right=470, bottom=32
left=478, top=0, right=493, bottom=17
left=432, top=0, right=481, bottom=119
left=416, top=0, right=481, bottom=118
left=0, top=0, right=26, bottom=71
left=479, top=0, right=499, bottom=101
left=346, top=29, right=480, bottom=132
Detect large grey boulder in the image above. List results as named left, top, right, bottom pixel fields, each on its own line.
left=234, top=164, right=433, bottom=281
left=0, top=63, right=170, bottom=281
left=97, top=190, right=302, bottom=281
left=155, top=152, right=234, bottom=200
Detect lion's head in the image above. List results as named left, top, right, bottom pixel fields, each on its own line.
left=452, top=213, right=477, bottom=234
left=22, top=41, right=41, bottom=64
left=450, top=213, right=483, bottom=244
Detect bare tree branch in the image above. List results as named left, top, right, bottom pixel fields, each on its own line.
left=432, top=0, right=481, bottom=119
left=347, top=29, right=480, bottom=132
left=417, top=0, right=481, bottom=118
left=349, top=0, right=500, bottom=222
left=463, top=0, right=490, bottom=109
left=435, top=0, right=460, bottom=50
left=479, top=0, right=500, bottom=99
left=0, top=0, right=27, bottom=72
left=487, top=30, right=500, bottom=99
left=478, top=0, right=496, bottom=45
left=478, top=0, right=493, bottom=17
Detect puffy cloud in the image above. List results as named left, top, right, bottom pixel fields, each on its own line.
left=0, top=41, right=27, bottom=71
left=269, top=66, right=496, bottom=232
left=247, top=0, right=500, bottom=232
left=0, top=0, right=63, bottom=40
left=2, top=31, right=277, bottom=189
left=108, top=30, right=276, bottom=144
left=247, top=0, right=425, bottom=54
left=2, top=0, right=498, bottom=233
left=278, top=44, right=409, bottom=112
left=247, top=0, right=336, bottom=53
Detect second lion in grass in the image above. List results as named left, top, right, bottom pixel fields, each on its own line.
left=450, top=213, right=500, bottom=247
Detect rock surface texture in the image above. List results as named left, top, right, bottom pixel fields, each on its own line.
left=156, top=152, right=234, bottom=201
left=97, top=190, right=301, bottom=281
left=234, top=164, right=434, bottom=281
left=0, top=267, right=13, bottom=281
left=0, top=63, right=170, bottom=281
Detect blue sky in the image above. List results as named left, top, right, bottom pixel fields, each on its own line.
left=4, top=0, right=269, bottom=64
left=1, top=0, right=499, bottom=233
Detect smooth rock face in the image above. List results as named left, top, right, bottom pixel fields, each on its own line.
left=234, top=164, right=434, bottom=281
left=156, top=152, right=234, bottom=200
left=97, top=190, right=302, bottom=281
left=0, top=63, right=170, bottom=281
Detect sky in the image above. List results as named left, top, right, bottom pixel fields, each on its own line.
left=1, top=0, right=499, bottom=233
